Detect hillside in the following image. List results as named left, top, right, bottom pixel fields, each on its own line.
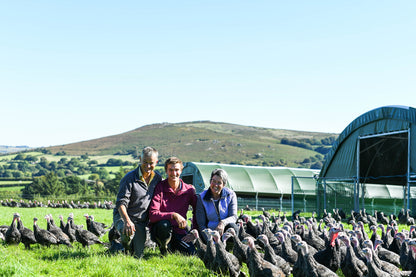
left=45, top=121, right=338, bottom=168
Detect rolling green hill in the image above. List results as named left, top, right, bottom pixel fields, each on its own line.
left=45, top=121, right=337, bottom=168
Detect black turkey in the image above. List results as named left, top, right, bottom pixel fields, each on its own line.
left=45, top=214, right=73, bottom=248
left=210, top=230, right=243, bottom=277
left=75, top=227, right=103, bottom=248
left=338, top=233, right=367, bottom=277
left=296, top=241, right=338, bottom=277
left=85, top=214, right=109, bottom=237
left=242, top=236, right=286, bottom=277
left=5, top=213, right=21, bottom=245
left=257, top=234, right=292, bottom=276
left=202, top=228, right=217, bottom=271
left=362, top=247, right=391, bottom=277
left=33, top=217, right=59, bottom=247
left=16, top=214, right=37, bottom=249
left=189, top=229, right=206, bottom=262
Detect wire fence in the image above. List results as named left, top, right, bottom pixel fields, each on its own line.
left=237, top=177, right=410, bottom=219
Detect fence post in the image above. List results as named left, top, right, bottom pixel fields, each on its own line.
left=361, top=183, right=365, bottom=210
left=303, top=196, right=306, bottom=213
left=323, top=179, right=327, bottom=212
left=291, top=176, right=294, bottom=216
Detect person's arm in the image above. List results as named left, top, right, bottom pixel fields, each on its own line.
left=115, top=174, right=132, bottom=211
left=118, top=204, right=135, bottom=236
left=219, top=190, right=238, bottom=226
left=115, top=173, right=135, bottom=236
left=190, top=187, right=198, bottom=230
left=195, top=194, right=207, bottom=232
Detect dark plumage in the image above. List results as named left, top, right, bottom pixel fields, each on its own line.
left=374, top=238, right=400, bottom=267
left=64, top=216, right=78, bottom=242
left=313, top=226, right=341, bottom=273
left=108, top=224, right=124, bottom=253
left=190, top=229, right=206, bottom=262
left=362, top=240, right=402, bottom=277
left=290, top=234, right=317, bottom=257
left=262, top=207, right=271, bottom=219
left=33, top=217, right=59, bottom=247
left=304, top=220, right=326, bottom=251
left=85, top=214, right=109, bottom=237
left=338, top=233, right=367, bottom=277
left=242, top=236, right=286, bottom=277
left=276, top=231, right=298, bottom=265
left=16, top=214, right=37, bottom=250
left=296, top=241, right=338, bottom=277
left=227, top=227, right=249, bottom=266
left=59, top=215, right=66, bottom=230
left=202, top=229, right=217, bottom=271
left=362, top=247, right=391, bottom=277
left=238, top=219, right=255, bottom=242
left=245, top=216, right=260, bottom=238
left=257, top=234, right=292, bottom=276
left=5, top=213, right=21, bottom=245
left=211, top=230, right=243, bottom=277
left=75, top=227, right=103, bottom=248
left=68, top=213, right=84, bottom=230
left=399, top=233, right=415, bottom=271
left=45, top=214, right=73, bottom=248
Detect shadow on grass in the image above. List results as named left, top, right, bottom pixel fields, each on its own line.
left=37, top=244, right=163, bottom=261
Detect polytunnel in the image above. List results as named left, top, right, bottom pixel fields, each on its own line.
left=181, top=162, right=319, bottom=211
left=318, top=105, right=416, bottom=213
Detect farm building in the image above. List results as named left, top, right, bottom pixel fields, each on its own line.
left=318, top=105, right=416, bottom=216
left=181, top=162, right=319, bottom=211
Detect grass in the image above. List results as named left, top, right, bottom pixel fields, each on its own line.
left=0, top=245, right=212, bottom=277
left=0, top=186, right=24, bottom=192
left=0, top=207, right=223, bottom=277
left=1, top=206, right=411, bottom=277
left=0, top=181, right=32, bottom=186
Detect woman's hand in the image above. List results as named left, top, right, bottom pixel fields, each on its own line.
left=215, top=221, right=225, bottom=236
left=172, top=212, right=187, bottom=229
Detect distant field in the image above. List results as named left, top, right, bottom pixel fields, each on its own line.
left=0, top=152, right=137, bottom=164
left=0, top=181, right=32, bottom=185
left=0, top=186, right=24, bottom=192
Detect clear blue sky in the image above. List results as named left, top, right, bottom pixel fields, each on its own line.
left=1, top=1, right=415, bottom=147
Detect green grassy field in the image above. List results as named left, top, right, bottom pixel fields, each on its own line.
left=0, top=186, right=24, bottom=192
left=1, top=206, right=410, bottom=277
left=0, top=206, right=218, bottom=277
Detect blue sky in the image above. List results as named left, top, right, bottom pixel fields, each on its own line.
left=1, top=1, right=415, bottom=147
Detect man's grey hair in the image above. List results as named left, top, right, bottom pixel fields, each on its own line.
left=210, top=168, right=228, bottom=185
left=141, top=146, right=158, bottom=161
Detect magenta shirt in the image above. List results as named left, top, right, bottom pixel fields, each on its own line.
left=148, top=179, right=197, bottom=234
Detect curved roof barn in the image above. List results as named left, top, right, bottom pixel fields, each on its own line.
left=181, top=162, right=319, bottom=195
left=320, top=105, right=416, bottom=186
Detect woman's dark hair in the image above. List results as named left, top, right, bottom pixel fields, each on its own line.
left=210, top=168, right=228, bottom=185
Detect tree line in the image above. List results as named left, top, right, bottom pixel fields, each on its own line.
left=0, top=153, right=151, bottom=200
left=0, top=153, right=133, bottom=178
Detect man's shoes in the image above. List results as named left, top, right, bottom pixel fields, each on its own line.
left=109, top=240, right=124, bottom=254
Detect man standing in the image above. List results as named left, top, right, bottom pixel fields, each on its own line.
left=112, top=146, right=162, bottom=258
